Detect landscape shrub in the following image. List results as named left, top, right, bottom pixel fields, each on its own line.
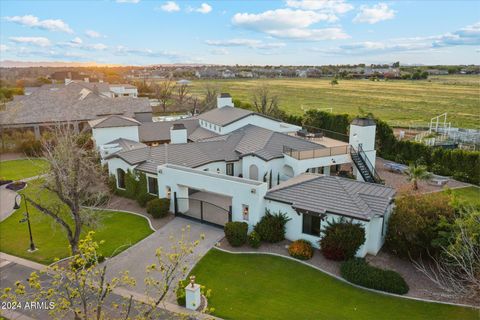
left=176, top=280, right=186, bottom=306
left=320, top=219, right=365, bottom=261
left=247, top=231, right=261, bottom=248
left=288, top=239, right=314, bottom=260
left=254, top=210, right=291, bottom=243
left=20, top=137, right=42, bottom=157
left=146, top=198, right=170, bottom=219
left=385, top=192, right=455, bottom=259
left=340, top=258, right=409, bottom=294
left=224, top=221, right=248, bottom=247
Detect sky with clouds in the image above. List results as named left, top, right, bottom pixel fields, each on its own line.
left=0, top=0, right=479, bottom=65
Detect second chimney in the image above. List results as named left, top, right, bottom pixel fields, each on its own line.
left=170, top=123, right=187, bottom=144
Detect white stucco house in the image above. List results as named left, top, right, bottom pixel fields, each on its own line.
left=90, top=93, right=395, bottom=257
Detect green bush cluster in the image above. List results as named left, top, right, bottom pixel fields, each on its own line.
left=112, top=170, right=158, bottom=208
left=176, top=280, right=186, bottom=306
left=247, top=231, right=261, bottom=248
left=146, top=198, right=170, bottom=219
left=340, top=258, right=409, bottom=294
left=320, top=219, right=365, bottom=261
left=224, top=222, right=248, bottom=247
left=254, top=210, right=291, bottom=243
left=385, top=192, right=455, bottom=259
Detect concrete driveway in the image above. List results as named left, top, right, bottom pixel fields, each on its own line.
left=0, top=186, right=17, bottom=222
left=105, top=217, right=224, bottom=294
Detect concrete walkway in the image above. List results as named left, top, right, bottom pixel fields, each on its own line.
left=105, top=217, right=224, bottom=294
left=0, top=185, right=17, bottom=222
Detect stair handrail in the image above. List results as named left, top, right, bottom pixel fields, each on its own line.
left=357, top=144, right=383, bottom=184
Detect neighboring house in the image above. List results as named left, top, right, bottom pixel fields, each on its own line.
left=92, top=92, right=392, bottom=257
left=109, top=84, right=138, bottom=98
left=0, top=81, right=151, bottom=138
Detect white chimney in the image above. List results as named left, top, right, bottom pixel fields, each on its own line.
left=217, top=93, right=234, bottom=108
left=170, top=123, right=188, bottom=144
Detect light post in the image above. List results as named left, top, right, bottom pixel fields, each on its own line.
left=13, top=194, right=36, bottom=252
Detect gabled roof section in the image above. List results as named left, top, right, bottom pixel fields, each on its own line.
left=198, top=107, right=253, bottom=126
left=89, top=115, right=141, bottom=129
left=265, top=175, right=395, bottom=221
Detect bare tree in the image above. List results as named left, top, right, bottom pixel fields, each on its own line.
left=413, top=208, right=480, bottom=301
left=27, top=125, right=108, bottom=255
left=175, top=83, right=190, bottom=109
left=153, top=79, right=174, bottom=113
left=251, top=85, right=280, bottom=116
left=201, top=83, right=218, bottom=112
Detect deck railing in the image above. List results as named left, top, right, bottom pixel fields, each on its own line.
left=283, top=145, right=350, bottom=160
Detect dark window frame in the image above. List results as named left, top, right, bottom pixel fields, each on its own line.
left=302, top=214, right=321, bottom=237
left=226, top=163, right=234, bottom=176
left=117, top=169, right=126, bottom=189
left=148, top=176, right=158, bottom=195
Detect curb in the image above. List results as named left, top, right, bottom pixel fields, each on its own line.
left=212, top=247, right=479, bottom=310
left=82, top=206, right=156, bottom=232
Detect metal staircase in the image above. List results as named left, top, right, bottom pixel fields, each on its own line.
left=350, top=145, right=383, bottom=184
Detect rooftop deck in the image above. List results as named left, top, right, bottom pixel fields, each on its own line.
left=283, top=145, right=350, bottom=160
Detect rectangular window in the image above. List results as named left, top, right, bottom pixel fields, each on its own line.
left=148, top=177, right=158, bottom=195
left=226, top=163, right=234, bottom=176
left=302, top=214, right=321, bottom=236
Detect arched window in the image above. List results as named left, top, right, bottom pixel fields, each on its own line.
left=117, top=168, right=126, bottom=189
left=249, top=164, right=259, bottom=180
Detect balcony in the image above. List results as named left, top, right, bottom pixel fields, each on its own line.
left=283, top=145, right=350, bottom=160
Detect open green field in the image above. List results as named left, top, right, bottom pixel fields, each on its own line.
left=0, top=179, right=153, bottom=264
left=190, top=75, right=480, bottom=128
left=190, top=249, right=478, bottom=320
left=0, top=159, right=49, bottom=180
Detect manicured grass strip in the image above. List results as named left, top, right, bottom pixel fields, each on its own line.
left=449, top=186, right=480, bottom=207
left=0, top=179, right=153, bottom=264
left=0, top=159, right=49, bottom=180
left=189, top=249, right=478, bottom=320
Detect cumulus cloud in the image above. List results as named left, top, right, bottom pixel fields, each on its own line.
left=113, top=45, right=187, bottom=61
left=316, top=22, right=480, bottom=56
left=71, top=37, right=83, bottom=45
left=10, top=36, right=51, bottom=47
left=85, top=30, right=103, bottom=38
left=159, top=1, right=180, bottom=12
left=285, top=0, right=353, bottom=14
left=196, top=3, right=212, bottom=14
left=205, top=38, right=286, bottom=49
left=232, top=8, right=348, bottom=41
left=4, top=14, right=73, bottom=33
left=353, top=3, right=395, bottom=24
left=0, top=44, right=8, bottom=52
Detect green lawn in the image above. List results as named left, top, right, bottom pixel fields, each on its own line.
left=188, top=75, right=480, bottom=128
left=190, top=249, right=478, bottom=320
left=0, top=159, right=49, bottom=180
left=0, top=179, right=153, bottom=264
left=450, top=186, right=480, bottom=207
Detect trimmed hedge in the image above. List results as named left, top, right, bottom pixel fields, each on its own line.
left=247, top=231, right=261, bottom=248
left=224, top=222, right=248, bottom=247
left=340, top=258, right=409, bottom=295
left=146, top=198, right=170, bottom=219
left=254, top=210, right=291, bottom=243
left=288, top=239, right=314, bottom=260
left=320, top=220, right=365, bottom=261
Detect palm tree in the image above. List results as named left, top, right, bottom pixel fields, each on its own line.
left=406, top=164, right=432, bottom=190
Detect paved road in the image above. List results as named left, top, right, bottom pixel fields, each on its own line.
left=105, top=217, right=223, bottom=295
